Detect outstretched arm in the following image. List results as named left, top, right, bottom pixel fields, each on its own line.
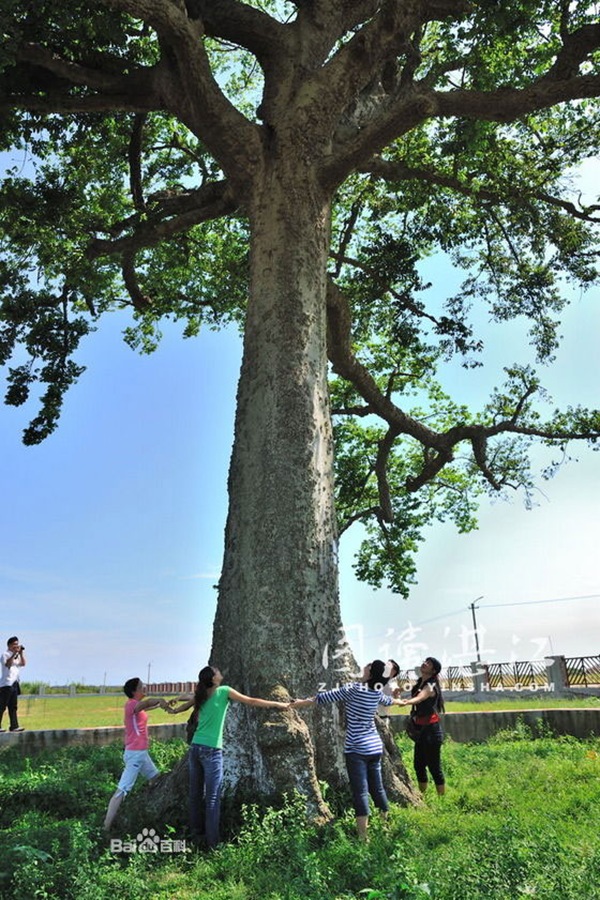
left=167, top=699, right=195, bottom=714
left=397, top=684, right=435, bottom=707
left=382, top=696, right=408, bottom=708
left=289, top=697, right=316, bottom=709
left=134, top=696, right=172, bottom=713
left=228, top=688, right=289, bottom=709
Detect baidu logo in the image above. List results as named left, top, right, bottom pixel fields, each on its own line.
left=110, top=827, right=188, bottom=855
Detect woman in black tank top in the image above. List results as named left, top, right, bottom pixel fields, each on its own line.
left=399, top=656, right=446, bottom=795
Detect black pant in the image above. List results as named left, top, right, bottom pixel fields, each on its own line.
left=0, top=683, right=20, bottom=730
left=413, top=721, right=445, bottom=786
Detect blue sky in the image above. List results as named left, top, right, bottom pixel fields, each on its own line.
left=1, top=157, right=598, bottom=687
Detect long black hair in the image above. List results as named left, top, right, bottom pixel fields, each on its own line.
left=193, top=665, right=217, bottom=713
left=416, top=656, right=445, bottom=712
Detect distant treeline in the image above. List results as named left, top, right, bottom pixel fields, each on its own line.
left=20, top=682, right=122, bottom=695
left=20, top=682, right=196, bottom=695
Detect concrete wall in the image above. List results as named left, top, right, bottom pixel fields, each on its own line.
left=0, top=722, right=186, bottom=754
left=389, top=707, right=600, bottom=743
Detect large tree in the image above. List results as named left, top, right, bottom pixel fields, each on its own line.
left=1, top=0, right=599, bottom=816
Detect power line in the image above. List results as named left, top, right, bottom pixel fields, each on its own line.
left=361, top=592, right=599, bottom=644
left=418, top=592, right=599, bottom=623
left=481, top=592, right=600, bottom=610
left=407, top=608, right=466, bottom=627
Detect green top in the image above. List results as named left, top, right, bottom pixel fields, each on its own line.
left=191, top=685, right=231, bottom=749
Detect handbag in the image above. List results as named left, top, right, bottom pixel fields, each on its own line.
left=405, top=715, right=421, bottom=741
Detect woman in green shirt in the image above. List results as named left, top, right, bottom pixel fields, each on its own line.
left=172, top=665, right=288, bottom=848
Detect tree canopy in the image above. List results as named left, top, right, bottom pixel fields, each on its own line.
left=1, top=0, right=599, bottom=596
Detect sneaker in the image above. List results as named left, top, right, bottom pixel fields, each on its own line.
left=9, top=727, right=24, bottom=732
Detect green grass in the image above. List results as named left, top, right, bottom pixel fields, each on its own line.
left=14, top=694, right=184, bottom=730
left=11, top=693, right=600, bottom=731
left=2, top=728, right=600, bottom=899
left=444, top=694, right=600, bottom=712
left=385, top=695, right=600, bottom=716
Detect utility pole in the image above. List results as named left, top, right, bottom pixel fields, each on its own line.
left=469, top=595, right=484, bottom=663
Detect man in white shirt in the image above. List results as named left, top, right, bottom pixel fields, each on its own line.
left=0, top=636, right=27, bottom=732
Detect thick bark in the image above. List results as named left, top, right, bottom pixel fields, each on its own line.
left=208, top=166, right=417, bottom=816
left=211, top=170, right=344, bottom=817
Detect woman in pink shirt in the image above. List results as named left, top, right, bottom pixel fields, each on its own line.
left=103, top=677, right=172, bottom=830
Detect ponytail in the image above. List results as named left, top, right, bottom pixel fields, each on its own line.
left=193, top=665, right=217, bottom=713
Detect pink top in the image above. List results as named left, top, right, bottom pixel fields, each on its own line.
left=124, top=697, right=149, bottom=751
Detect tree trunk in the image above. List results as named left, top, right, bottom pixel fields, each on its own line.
left=209, top=165, right=418, bottom=815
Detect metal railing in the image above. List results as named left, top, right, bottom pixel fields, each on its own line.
left=397, top=654, right=600, bottom=692
left=485, top=659, right=550, bottom=689
left=563, top=656, right=600, bottom=687
left=398, top=666, right=475, bottom=691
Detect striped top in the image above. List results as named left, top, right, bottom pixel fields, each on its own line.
left=316, top=682, right=393, bottom=754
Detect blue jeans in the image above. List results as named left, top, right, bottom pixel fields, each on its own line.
left=345, top=752, right=389, bottom=818
left=116, top=750, right=159, bottom=794
left=188, top=744, right=223, bottom=848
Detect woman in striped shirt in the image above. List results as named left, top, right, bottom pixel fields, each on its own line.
left=291, top=659, right=403, bottom=840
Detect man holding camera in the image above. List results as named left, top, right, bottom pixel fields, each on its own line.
left=0, top=636, right=27, bottom=732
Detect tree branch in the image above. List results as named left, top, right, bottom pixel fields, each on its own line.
left=327, top=280, right=600, bottom=498
left=87, top=180, right=239, bottom=260
left=122, top=250, right=153, bottom=311
left=323, top=17, right=599, bottom=187
left=296, top=3, right=437, bottom=156
left=338, top=506, right=382, bottom=535
left=195, top=0, right=288, bottom=64
left=360, top=157, right=600, bottom=222
left=0, top=92, right=158, bottom=116
left=15, top=42, right=143, bottom=93
left=129, top=114, right=148, bottom=212
left=545, top=23, right=600, bottom=81
left=332, top=404, right=372, bottom=417
left=374, top=426, right=401, bottom=522
left=326, top=278, right=448, bottom=451
left=433, top=74, right=600, bottom=125
left=329, top=250, right=442, bottom=325
left=322, top=88, right=439, bottom=188
left=100, top=0, right=262, bottom=181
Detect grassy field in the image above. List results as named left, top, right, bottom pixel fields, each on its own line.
left=11, top=693, right=600, bottom=731
left=1, top=728, right=599, bottom=899
left=444, top=695, right=600, bottom=712
left=14, top=694, right=184, bottom=730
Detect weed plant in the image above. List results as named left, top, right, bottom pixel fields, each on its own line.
left=1, top=728, right=599, bottom=899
